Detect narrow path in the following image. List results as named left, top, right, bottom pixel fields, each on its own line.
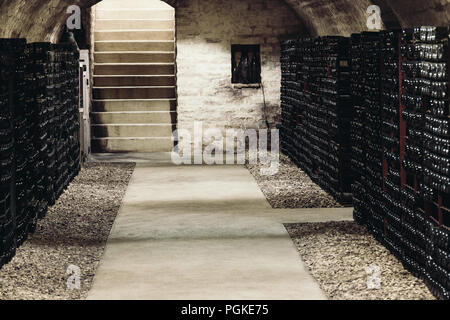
left=88, top=163, right=351, bottom=299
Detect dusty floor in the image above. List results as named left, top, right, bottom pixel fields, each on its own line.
left=0, top=162, right=134, bottom=300
left=246, top=154, right=343, bottom=208
left=285, top=221, right=435, bottom=300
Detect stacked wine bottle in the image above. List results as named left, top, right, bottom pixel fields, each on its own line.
left=361, top=32, right=386, bottom=240
left=280, top=39, right=301, bottom=160
left=0, top=40, right=19, bottom=266
left=25, top=42, right=53, bottom=223
left=380, top=30, right=406, bottom=260
left=403, top=27, right=450, bottom=299
left=281, top=27, right=449, bottom=300
left=295, top=38, right=314, bottom=174
left=51, top=44, right=80, bottom=200
left=350, top=33, right=367, bottom=224
left=302, top=38, right=324, bottom=182
left=350, top=27, right=450, bottom=300
left=13, top=39, right=39, bottom=247
left=318, top=37, right=352, bottom=202
left=0, top=39, right=80, bottom=269
left=280, top=36, right=353, bottom=205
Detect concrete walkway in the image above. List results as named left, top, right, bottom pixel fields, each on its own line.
left=87, top=162, right=352, bottom=300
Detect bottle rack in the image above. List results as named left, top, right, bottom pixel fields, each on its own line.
left=350, top=34, right=367, bottom=223
left=280, top=36, right=353, bottom=205
left=0, top=39, right=21, bottom=266
left=281, top=27, right=450, bottom=300
left=317, top=37, right=353, bottom=202
left=0, top=39, right=81, bottom=269
left=403, top=27, right=450, bottom=299
left=362, top=32, right=385, bottom=239
left=280, top=39, right=301, bottom=161
left=294, top=37, right=313, bottom=175
left=351, top=27, right=450, bottom=300
left=12, top=38, right=33, bottom=247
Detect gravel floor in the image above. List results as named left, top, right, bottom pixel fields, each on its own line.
left=0, top=162, right=135, bottom=300
left=246, top=153, right=343, bottom=208
left=285, top=221, right=435, bottom=300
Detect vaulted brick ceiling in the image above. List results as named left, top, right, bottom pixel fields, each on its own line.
left=0, top=0, right=449, bottom=41
left=0, top=0, right=100, bottom=42
left=283, top=0, right=450, bottom=36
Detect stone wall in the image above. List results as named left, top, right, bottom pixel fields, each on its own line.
left=175, top=0, right=303, bottom=139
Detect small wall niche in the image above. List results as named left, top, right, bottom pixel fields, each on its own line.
left=231, top=44, right=261, bottom=85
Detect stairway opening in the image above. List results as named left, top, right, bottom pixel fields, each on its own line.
left=91, top=0, right=176, bottom=153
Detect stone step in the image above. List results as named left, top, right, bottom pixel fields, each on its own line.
left=92, top=111, right=177, bottom=124
left=94, top=75, right=175, bottom=87
left=93, top=86, right=175, bottom=99
left=94, top=63, right=174, bottom=75
left=96, top=9, right=174, bottom=20
left=92, top=123, right=174, bottom=138
left=95, top=30, right=174, bottom=41
left=93, top=99, right=176, bottom=112
left=96, top=0, right=173, bottom=10
left=95, top=19, right=174, bottom=31
left=92, top=1, right=177, bottom=154
left=95, top=40, right=174, bottom=52
left=94, top=52, right=174, bottom=63
left=91, top=137, right=174, bottom=153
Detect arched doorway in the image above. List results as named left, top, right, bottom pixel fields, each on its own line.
left=91, top=0, right=176, bottom=153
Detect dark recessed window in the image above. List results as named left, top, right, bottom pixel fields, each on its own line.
left=231, top=44, right=261, bottom=84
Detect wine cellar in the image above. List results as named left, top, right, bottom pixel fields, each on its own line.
left=1, top=0, right=450, bottom=302
left=281, top=27, right=450, bottom=299
left=0, top=39, right=81, bottom=268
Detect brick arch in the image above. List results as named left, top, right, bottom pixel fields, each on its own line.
left=0, top=0, right=100, bottom=42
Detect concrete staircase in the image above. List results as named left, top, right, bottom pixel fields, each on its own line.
left=92, top=0, right=176, bottom=153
